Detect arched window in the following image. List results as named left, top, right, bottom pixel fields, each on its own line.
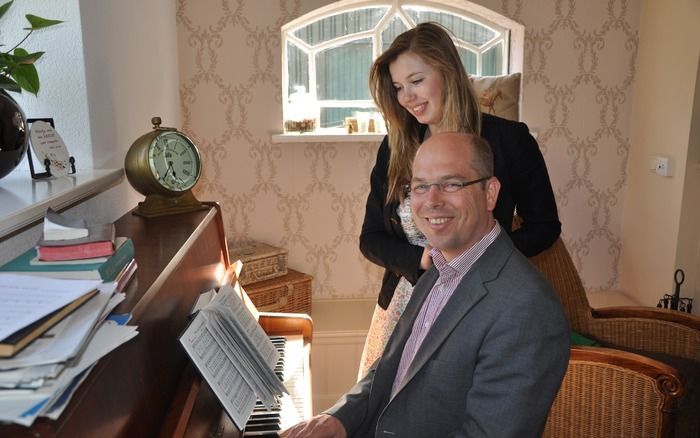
left=282, top=1, right=522, bottom=133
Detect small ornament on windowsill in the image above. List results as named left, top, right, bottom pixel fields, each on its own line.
left=27, top=118, right=76, bottom=179
left=284, top=118, right=316, bottom=133
left=285, top=85, right=318, bottom=134
left=657, top=269, right=693, bottom=313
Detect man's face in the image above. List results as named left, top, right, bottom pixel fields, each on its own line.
left=411, top=133, right=500, bottom=261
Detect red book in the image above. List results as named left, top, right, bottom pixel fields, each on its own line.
left=37, top=240, right=115, bottom=261
left=37, top=223, right=116, bottom=261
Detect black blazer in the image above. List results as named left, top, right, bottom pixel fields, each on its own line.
left=360, top=114, right=561, bottom=308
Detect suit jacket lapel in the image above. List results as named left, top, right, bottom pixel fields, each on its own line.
left=370, top=268, right=437, bottom=402
left=392, top=232, right=514, bottom=396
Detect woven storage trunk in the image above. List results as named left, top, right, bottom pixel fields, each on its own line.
left=228, top=241, right=288, bottom=286
left=243, top=269, right=312, bottom=314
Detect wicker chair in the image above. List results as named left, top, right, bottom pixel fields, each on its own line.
left=543, top=346, right=684, bottom=438
left=529, top=236, right=700, bottom=437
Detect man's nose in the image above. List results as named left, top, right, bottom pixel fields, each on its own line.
left=425, top=184, right=444, bottom=205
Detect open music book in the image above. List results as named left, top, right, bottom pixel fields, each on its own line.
left=179, top=282, right=288, bottom=431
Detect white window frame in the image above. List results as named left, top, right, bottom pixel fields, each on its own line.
left=276, top=0, right=524, bottom=141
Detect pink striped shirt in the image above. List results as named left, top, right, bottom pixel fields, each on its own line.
left=391, top=222, right=501, bottom=396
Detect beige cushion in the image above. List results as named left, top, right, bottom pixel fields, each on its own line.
left=470, top=72, right=521, bottom=121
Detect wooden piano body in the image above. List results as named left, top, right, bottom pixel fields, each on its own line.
left=0, top=203, right=311, bottom=437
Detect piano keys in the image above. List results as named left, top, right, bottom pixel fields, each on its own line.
left=164, top=313, right=313, bottom=438
left=243, top=335, right=312, bottom=437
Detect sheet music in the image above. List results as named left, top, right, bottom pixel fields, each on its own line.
left=0, top=284, right=118, bottom=370
left=180, top=313, right=258, bottom=430
left=208, top=285, right=283, bottom=386
left=0, top=274, right=101, bottom=341
left=180, top=283, right=287, bottom=430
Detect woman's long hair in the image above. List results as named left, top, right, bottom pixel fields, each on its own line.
left=369, top=22, right=482, bottom=203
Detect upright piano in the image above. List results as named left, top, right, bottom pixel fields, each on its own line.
left=0, top=203, right=312, bottom=437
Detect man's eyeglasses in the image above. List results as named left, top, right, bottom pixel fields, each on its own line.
left=407, top=177, right=490, bottom=195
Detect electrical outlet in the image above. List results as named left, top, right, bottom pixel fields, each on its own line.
left=655, top=156, right=672, bottom=177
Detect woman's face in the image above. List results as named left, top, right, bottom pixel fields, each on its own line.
left=389, top=51, right=444, bottom=130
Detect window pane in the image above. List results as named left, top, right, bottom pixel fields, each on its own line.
left=482, top=43, right=503, bottom=75
left=403, top=6, right=496, bottom=47
left=457, top=47, right=477, bottom=75
left=381, top=15, right=409, bottom=53
left=287, top=42, right=309, bottom=96
left=321, top=107, right=368, bottom=129
left=316, top=38, right=372, bottom=100
left=294, top=7, right=389, bottom=46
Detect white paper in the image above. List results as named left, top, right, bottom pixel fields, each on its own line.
left=180, top=315, right=257, bottom=430
left=42, top=207, right=87, bottom=240
left=5, top=321, right=138, bottom=426
left=0, top=284, right=116, bottom=370
left=0, top=274, right=101, bottom=341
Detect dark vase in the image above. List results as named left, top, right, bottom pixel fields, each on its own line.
left=0, top=89, right=29, bottom=180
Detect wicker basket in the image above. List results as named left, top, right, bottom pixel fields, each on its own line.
left=242, top=269, right=312, bottom=314
left=228, top=241, right=288, bottom=286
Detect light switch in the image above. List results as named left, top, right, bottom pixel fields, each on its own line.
left=653, top=156, right=672, bottom=177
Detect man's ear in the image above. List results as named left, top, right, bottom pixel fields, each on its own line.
left=485, top=177, right=501, bottom=212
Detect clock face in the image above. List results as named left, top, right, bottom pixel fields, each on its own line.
left=147, top=131, right=201, bottom=192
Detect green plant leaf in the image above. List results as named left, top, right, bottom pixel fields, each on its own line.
left=0, top=1, right=13, bottom=21
left=0, top=74, right=22, bottom=93
left=25, top=14, right=63, bottom=30
left=10, top=63, right=39, bottom=95
left=12, top=48, right=43, bottom=64
left=0, top=52, right=21, bottom=69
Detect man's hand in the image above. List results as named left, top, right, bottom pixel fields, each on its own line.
left=280, top=414, right=347, bottom=438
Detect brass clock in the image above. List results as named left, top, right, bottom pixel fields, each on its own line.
left=124, top=117, right=206, bottom=217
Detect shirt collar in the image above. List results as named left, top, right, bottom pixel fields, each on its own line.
left=430, top=221, right=501, bottom=278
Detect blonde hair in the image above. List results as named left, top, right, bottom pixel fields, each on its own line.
left=369, top=22, right=482, bottom=203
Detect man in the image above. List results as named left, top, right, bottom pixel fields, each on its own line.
left=282, top=132, right=570, bottom=438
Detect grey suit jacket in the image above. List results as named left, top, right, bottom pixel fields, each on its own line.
left=328, top=232, right=570, bottom=438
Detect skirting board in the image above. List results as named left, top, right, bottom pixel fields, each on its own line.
left=311, top=330, right=368, bottom=414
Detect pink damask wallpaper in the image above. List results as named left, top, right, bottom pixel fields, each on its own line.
left=175, top=0, right=641, bottom=298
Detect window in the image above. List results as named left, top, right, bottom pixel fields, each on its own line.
left=281, top=1, right=518, bottom=134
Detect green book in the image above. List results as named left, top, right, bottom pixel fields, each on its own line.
left=0, top=238, right=134, bottom=282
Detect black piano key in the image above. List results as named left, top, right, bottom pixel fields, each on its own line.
left=249, top=413, right=281, bottom=419
left=247, top=419, right=281, bottom=427
left=245, top=423, right=281, bottom=432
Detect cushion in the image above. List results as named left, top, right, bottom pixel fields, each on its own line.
left=599, top=341, right=700, bottom=438
left=470, top=72, right=521, bottom=121
left=570, top=330, right=600, bottom=346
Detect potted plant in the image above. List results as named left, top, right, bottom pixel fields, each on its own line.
left=0, top=0, right=62, bottom=179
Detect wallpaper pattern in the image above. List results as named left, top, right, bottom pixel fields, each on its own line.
left=176, top=0, right=641, bottom=298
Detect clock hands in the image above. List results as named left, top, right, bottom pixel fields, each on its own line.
left=160, top=161, right=174, bottom=181
left=171, top=166, right=185, bottom=184
left=159, top=160, right=186, bottom=186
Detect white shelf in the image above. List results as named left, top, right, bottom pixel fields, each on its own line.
left=0, top=168, right=124, bottom=239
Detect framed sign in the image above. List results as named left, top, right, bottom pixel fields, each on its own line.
left=27, top=118, right=75, bottom=179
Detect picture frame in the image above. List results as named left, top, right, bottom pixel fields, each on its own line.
left=26, top=118, right=76, bottom=179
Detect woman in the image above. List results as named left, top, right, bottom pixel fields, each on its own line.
left=358, top=22, right=561, bottom=378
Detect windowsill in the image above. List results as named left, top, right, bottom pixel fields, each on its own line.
left=271, top=131, right=385, bottom=143
left=0, top=168, right=124, bottom=239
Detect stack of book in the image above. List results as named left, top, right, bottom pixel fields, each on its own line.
left=0, top=208, right=137, bottom=289
left=0, top=209, right=140, bottom=426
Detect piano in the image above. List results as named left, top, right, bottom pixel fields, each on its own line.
left=0, top=203, right=312, bottom=437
